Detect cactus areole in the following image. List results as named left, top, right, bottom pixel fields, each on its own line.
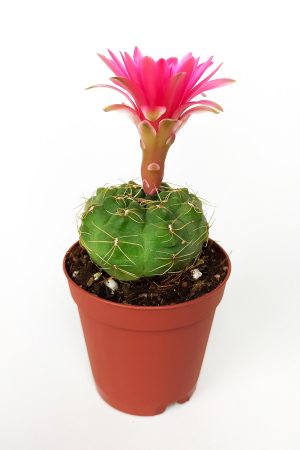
left=80, top=182, right=208, bottom=281
left=87, top=47, right=234, bottom=195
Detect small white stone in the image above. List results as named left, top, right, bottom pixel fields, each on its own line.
left=93, top=272, right=102, bottom=281
left=191, top=269, right=202, bottom=280
left=104, top=277, right=118, bottom=292
left=72, top=270, right=79, bottom=278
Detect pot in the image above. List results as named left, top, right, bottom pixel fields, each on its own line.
left=63, top=240, right=231, bottom=416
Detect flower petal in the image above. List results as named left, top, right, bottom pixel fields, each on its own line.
left=121, top=52, right=139, bottom=83
left=187, top=63, right=223, bottom=100
left=107, top=50, right=128, bottom=77
left=172, top=100, right=223, bottom=119
left=97, top=53, right=124, bottom=77
left=157, top=119, right=182, bottom=146
left=141, top=105, right=166, bottom=121
left=177, top=53, right=195, bottom=75
left=164, top=72, right=186, bottom=115
left=155, top=58, right=170, bottom=105
left=199, top=78, right=236, bottom=93
left=179, top=56, right=199, bottom=96
left=140, top=56, right=157, bottom=105
left=138, top=120, right=157, bottom=148
left=182, top=56, right=214, bottom=101
left=104, top=104, right=140, bottom=126
left=173, top=56, right=197, bottom=107
left=199, top=63, right=223, bottom=85
left=133, top=46, right=143, bottom=64
left=178, top=105, right=220, bottom=123
left=111, top=76, right=146, bottom=106
left=196, top=99, right=223, bottom=110
left=104, top=103, right=136, bottom=113
left=85, top=83, right=138, bottom=110
left=167, top=57, right=178, bottom=72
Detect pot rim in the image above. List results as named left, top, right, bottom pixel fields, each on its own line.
left=63, top=239, right=231, bottom=311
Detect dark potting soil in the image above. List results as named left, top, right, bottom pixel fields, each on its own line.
left=65, top=241, right=229, bottom=307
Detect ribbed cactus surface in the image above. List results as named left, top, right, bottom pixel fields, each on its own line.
left=79, top=182, right=208, bottom=281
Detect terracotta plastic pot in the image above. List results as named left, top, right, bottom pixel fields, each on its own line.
left=63, top=240, right=231, bottom=416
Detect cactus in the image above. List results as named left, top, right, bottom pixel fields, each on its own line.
left=79, top=181, right=208, bottom=281
left=79, top=49, right=233, bottom=280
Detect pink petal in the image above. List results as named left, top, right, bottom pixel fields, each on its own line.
left=200, top=63, right=223, bottom=85
left=199, top=78, right=236, bottom=93
left=140, top=56, right=157, bottom=105
left=176, top=52, right=194, bottom=73
left=182, top=56, right=214, bottom=101
left=103, top=103, right=140, bottom=126
left=104, top=103, right=137, bottom=113
left=85, top=83, right=138, bottom=110
left=183, top=56, right=199, bottom=89
left=196, top=99, right=223, bottom=110
left=167, top=57, right=178, bottom=73
left=171, top=56, right=196, bottom=108
left=111, top=76, right=146, bottom=106
left=164, top=72, right=186, bottom=115
left=189, top=57, right=214, bottom=86
left=107, top=50, right=128, bottom=77
left=178, top=105, right=220, bottom=123
left=133, top=46, right=143, bottom=64
left=121, top=52, right=139, bottom=83
left=172, top=100, right=223, bottom=119
left=155, top=58, right=170, bottom=104
left=141, top=105, right=166, bottom=121
left=103, top=103, right=141, bottom=126
left=185, top=78, right=235, bottom=99
left=97, top=53, right=124, bottom=76
left=187, top=63, right=223, bottom=100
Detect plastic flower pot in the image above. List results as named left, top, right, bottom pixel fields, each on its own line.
left=63, top=240, right=231, bottom=416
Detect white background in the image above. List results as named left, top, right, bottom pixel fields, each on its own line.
left=1, top=0, right=300, bottom=449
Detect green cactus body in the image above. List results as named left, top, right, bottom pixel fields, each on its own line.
left=79, top=181, right=208, bottom=281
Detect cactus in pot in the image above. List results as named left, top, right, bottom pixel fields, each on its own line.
left=81, top=48, right=234, bottom=281
left=64, top=47, right=234, bottom=416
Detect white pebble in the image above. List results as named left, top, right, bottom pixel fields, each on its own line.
left=93, top=272, right=102, bottom=281
left=72, top=270, right=79, bottom=278
left=191, top=269, right=202, bottom=280
left=104, top=277, right=118, bottom=292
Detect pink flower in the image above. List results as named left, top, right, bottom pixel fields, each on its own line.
left=88, top=47, right=234, bottom=195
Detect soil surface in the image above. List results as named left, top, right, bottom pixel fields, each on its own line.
left=65, top=241, right=229, bottom=307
